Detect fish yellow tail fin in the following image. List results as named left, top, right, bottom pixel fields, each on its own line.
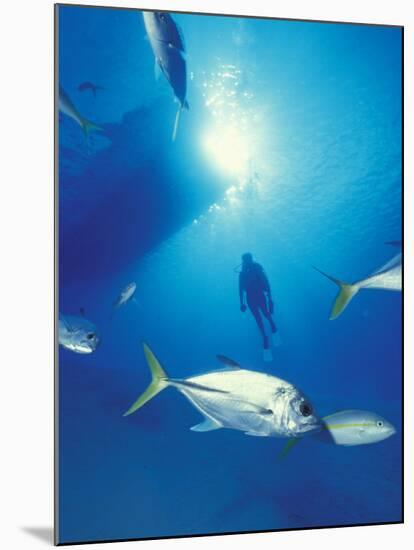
left=81, top=118, right=103, bottom=138
left=313, top=266, right=359, bottom=320
left=123, top=343, right=169, bottom=417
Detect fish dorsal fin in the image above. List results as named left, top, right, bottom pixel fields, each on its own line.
left=61, top=316, right=74, bottom=333
left=372, top=253, right=401, bottom=275
left=216, top=355, right=241, bottom=369
left=190, top=417, right=222, bottom=432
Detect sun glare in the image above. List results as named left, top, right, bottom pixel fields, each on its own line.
left=200, top=63, right=257, bottom=181
left=202, top=124, right=251, bottom=178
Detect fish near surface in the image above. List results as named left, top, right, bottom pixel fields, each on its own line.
left=314, top=251, right=401, bottom=320
left=59, top=313, right=100, bottom=354
left=59, top=85, right=102, bottom=138
left=124, top=345, right=321, bottom=439
left=142, top=11, right=188, bottom=140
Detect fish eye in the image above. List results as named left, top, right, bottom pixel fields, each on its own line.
left=376, top=421, right=384, bottom=428
left=86, top=333, right=95, bottom=340
left=299, top=402, right=312, bottom=417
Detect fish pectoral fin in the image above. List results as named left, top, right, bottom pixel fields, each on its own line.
left=216, top=354, right=241, bottom=369
left=278, top=438, right=301, bottom=459
left=190, top=418, right=222, bottom=432
left=244, top=431, right=266, bottom=437
left=235, top=401, right=273, bottom=416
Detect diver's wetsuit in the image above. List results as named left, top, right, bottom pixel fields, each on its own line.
left=239, top=262, right=277, bottom=349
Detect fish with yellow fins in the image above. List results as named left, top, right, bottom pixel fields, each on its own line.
left=124, top=344, right=321, bottom=439
left=279, top=409, right=396, bottom=457
left=59, top=85, right=103, bottom=138
left=314, top=244, right=401, bottom=320
left=319, top=409, right=396, bottom=446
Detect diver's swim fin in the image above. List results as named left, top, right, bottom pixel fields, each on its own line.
left=123, top=343, right=169, bottom=416
left=263, top=348, right=273, bottom=362
left=313, top=265, right=359, bottom=320
left=272, top=332, right=282, bottom=347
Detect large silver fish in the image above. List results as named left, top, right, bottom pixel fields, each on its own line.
left=59, top=313, right=100, bottom=354
left=59, top=85, right=102, bottom=137
left=314, top=252, right=402, bottom=320
left=124, top=345, right=321, bottom=439
left=142, top=11, right=189, bottom=141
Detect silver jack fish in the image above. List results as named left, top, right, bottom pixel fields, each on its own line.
left=59, top=85, right=103, bottom=138
left=59, top=312, right=100, bottom=354
left=143, top=11, right=189, bottom=141
left=124, top=345, right=321, bottom=439
left=314, top=252, right=402, bottom=320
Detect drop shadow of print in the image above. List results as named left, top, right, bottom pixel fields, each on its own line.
left=21, top=527, right=54, bottom=545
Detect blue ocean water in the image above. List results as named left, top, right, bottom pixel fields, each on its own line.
left=57, top=5, right=402, bottom=544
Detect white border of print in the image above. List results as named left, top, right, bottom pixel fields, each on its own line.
left=0, top=1, right=411, bottom=549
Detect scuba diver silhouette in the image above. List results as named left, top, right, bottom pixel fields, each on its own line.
left=238, top=252, right=281, bottom=361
